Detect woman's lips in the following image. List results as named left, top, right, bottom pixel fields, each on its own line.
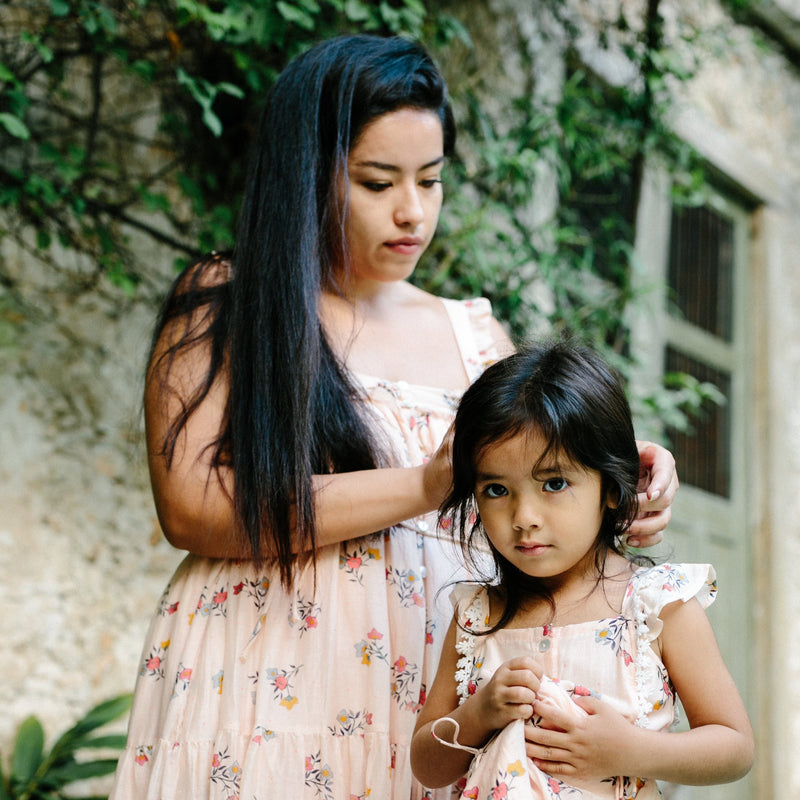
left=384, top=236, right=424, bottom=255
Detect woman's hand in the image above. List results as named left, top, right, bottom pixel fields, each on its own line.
left=422, top=422, right=454, bottom=509
left=628, top=441, right=679, bottom=548
left=525, top=694, right=639, bottom=782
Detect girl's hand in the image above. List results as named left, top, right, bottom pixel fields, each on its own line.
left=524, top=694, right=638, bottom=781
left=472, top=657, right=543, bottom=731
left=628, top=441, right=679, bottom=548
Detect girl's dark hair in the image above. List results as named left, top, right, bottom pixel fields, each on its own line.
left=149, top=35, right=455, bottom=587
left=440, top=339, right=642, bottom=632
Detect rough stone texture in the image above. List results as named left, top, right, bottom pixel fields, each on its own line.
left=0, top=229, right=183, bottom=751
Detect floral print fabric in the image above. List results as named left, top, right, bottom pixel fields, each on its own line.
left=110, top=298, right=499, bottom=800
left=447, top=563, right=717, bottom=799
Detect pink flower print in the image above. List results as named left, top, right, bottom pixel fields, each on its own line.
left=468, top=680, right=477, bottom=695
left=367, top=628, right=382, bottom=640
left=212, top=754, right=221, bottom=768
left=574, top=685, right=591, bottom=696
left=213, top=590, right=227, bottom=604
left=412, top=592, right=424, bottom=607
left=178, top=667, right=192, bottom=682
left=166, top=602, right=179, bottom=615
left=274, top=674, right=288, bottom=691
left=135, top=752, right=149, bottom=765
left=548, top=777, right=561, bottom=793
left=305, top=756, right=313, bottom=771
left=366, top=712, right=373, bottom=725
left=462, top=787, right=479, bottom=799
left=306, top=616, right=318, bottom=628
left=491, top=783, right=508, bottom=799
left=146, top=656, right=161, bottom=671
left=439, top=516, right=452, bottom=531
left=233, top=581, right=244, bottom=595
left=394, top=656, right=408, bottom=672
left=346, top=556, right=362, bottom=570
left=425, top=631, right=434, bottom=645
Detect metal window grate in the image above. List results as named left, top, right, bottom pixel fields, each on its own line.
left=667, top=205, right=734, bottom=342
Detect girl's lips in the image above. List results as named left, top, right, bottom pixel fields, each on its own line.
left=516, top=543, right=551, bottom=556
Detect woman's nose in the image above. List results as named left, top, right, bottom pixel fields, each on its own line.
left=394, top=185, right=424, bottom=228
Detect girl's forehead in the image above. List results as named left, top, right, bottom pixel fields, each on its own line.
left=476, top=427, right=581, bottom=471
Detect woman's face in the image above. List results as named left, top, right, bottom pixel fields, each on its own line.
left=342, top=107, right=444, bottom=290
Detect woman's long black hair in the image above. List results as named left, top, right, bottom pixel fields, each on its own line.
left=149, top=35, right=455, bottom=587
left=440, top=339, right=643, bottom=632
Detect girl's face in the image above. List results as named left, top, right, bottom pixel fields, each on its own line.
left=473, top=428, right=614, bottom=587
left=342, top=107, right=444, bottom=289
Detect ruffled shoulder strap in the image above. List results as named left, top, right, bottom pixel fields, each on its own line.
left=450, top=583, right=490, bottom=704
left=441, top=297, right=500, bottom=382
left=624, top=563, right=717, bottom=642
left=624, top=563, right=717, bottom=724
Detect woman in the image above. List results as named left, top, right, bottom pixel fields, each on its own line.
left=111, top=35, right=677, bottom=800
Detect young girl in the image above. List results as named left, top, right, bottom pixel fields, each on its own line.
left=411, top=341, right=753, bottom=798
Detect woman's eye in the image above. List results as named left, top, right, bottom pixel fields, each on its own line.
left=362, top=181, right=391, bottom=192
left=483, top=484, right=507, bottom=499
left=543, top=477, right=568, bottom=493
left=420, top=178, right=442, bottom=189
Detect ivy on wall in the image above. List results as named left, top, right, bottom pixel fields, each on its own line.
left=0, top=0, right=734, bottom=425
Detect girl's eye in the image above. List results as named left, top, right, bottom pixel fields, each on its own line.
left=543, top=477, right=568, bottom=493
left=483, top=484, right=507, bottom=499
left=362, top=182, right=391, bottom=192
left=420, top=178, right=442, bottom=189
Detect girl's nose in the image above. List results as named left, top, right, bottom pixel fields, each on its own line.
left=394, top=185, right=424, bottom=228
left=512, top=495, right=542, bottom=531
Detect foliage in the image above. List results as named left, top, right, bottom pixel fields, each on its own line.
left=0, top=0, right=735, bottom=428
left=0, top=694, right=131, bottom=800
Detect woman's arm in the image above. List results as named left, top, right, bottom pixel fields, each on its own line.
left=146, top=318, right=452, bottom=558
left=411, top=619, right=542, bottom=788
left=525, top=598, right=753, bottom=785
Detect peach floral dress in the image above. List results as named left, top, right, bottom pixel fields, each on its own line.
left=111, top=298, right=500, bottom=800
left=443, top=564, right=718, bottom=800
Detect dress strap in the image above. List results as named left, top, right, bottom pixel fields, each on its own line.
left=440, top=297, right=498, bottom=383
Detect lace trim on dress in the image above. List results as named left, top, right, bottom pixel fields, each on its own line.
left=454, top=588, right=486, bottom=705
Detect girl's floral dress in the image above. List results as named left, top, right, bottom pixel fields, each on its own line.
left=110, top=298, right=500, bottom=800
left=446, top=564, right=718, bottom=800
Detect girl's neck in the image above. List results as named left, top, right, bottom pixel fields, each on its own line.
left=500, top=552, right=636, bottom=629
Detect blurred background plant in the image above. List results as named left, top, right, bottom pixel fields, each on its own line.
left=0, top=694, right=131, bottom=800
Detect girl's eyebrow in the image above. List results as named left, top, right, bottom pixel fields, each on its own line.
left=475, top=470, right=504, bottom=482
left=353, top=156, right=445, bottom=172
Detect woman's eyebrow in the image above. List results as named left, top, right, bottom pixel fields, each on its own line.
left=353, top=156, right=444, bottom=171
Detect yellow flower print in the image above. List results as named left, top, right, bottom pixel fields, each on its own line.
left=507, top=760, right=525, bottom=777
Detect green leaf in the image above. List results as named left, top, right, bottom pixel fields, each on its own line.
left=0, top=112, right=30, bottom=140
left=45, top=758, right=122, bottom=784
left=51, top=0, right=70, bottom=16
left=50, top=695, right=132, bottom=757
left=276, top=1, right=315, bottom=29
left=12, top=716, right=45, bottom=784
